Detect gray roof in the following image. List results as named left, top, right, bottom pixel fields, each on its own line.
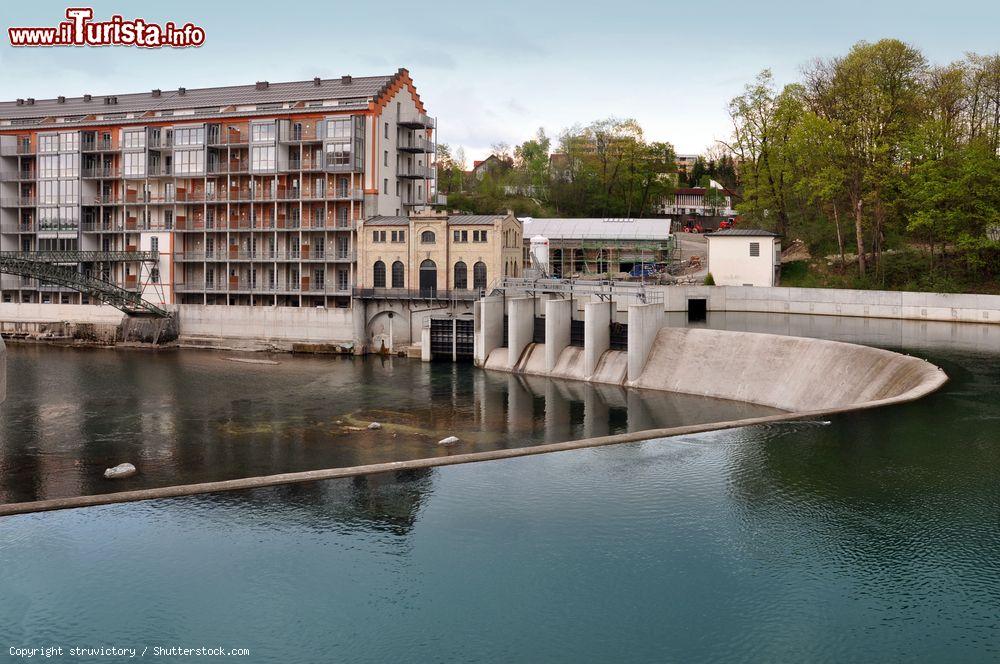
left=707, top=228, right=780, bottom=237
left=365, top=216, right=410, bottom=227
left=0, top=72, right=400, bottom=122
left=521, top=218, right=671, bottom=241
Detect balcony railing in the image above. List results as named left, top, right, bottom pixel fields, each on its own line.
left=176, top=281, right=351, bottom=295
left=398, top=112, right=435, bottom=129
left=208, top=131, right=248, bottom=146
left=398, top=135, right=435, bottom=153
left=1, top=197, right=37, bottom=207
left=82, top=139, right=117, bottom=152
left=398, top=163, right=435, bottom=179
left=279, top=126, right=322, bottom=143
left=287, top=158, right=324, bottom=171
left=352, top=287, right=480, bottom=301
left=83, top=166, right=120, bottom=179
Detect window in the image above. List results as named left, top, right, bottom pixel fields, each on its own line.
left=384, top=122, right=389, bottom=139
left=150, top=237, right=159, bottom=253
left=473, top=261, right=487, bottom=290
left=251, top=145, right=275, bottom=172
left=391, top=230, right=405, bottom=243
left=59, top=132, right=79, bottom=151
left=123, top=152, right=145, bottom=177
left=749, top=242, right=760, bottom=257
left=373, top=260, right=386, bottom=288
left=326, top=142, right=351, bottom=167
left=372, top=230, right=386, bottom=243
left=454, top=261, right=467, bottom=289
left=326, top=118, right=351, bottom=139
left=39, top=155, right=58, bottom=178
left=174, top=126, right=205, bottom=146
left=122, top=130, right=145, bottom=149
left=38, top=134, right=59, bottom=153
left=473, top=230, right=488, bottom=243
left=59, top=153, right=79, bottom=177
left=175, top=148, right=205, bottom=174
left=383, top=178, right=388, bottom=194
left=420, top=230, right=435, bottom=244
left=453, top=230, right=468, bottom=243
left=391, top=261, right=404, bottom=288
left=251, top=123, right=275, bottom=142
left=39, top=180, right=58, bottom=204
left=384, top=150, right=388, bottom=167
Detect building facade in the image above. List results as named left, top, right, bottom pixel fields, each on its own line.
left=356, top=211, right=522, bottom=298
left=706, top=229, right=781, bottom=287
left=0, top=69, right=439, bottom=309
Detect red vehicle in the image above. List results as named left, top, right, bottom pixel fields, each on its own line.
left=719, top=218, right=736, bottom=229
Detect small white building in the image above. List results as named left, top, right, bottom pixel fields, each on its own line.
left=706, top=229, right=781, bottom=287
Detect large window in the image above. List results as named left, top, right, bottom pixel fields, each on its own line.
left=59, top=132, right=79, bottom=152
left=326, top=142, right=351, bottom=167
left=59, top=153, right=79, bottom=177
left=39, top=180, right=58, bottom=204
left=251, top=123, right=275, bottom=142
left=174, top=126, right=205, bottom=146
left=122, top=130, right=145, bottom=149
left=123, top=152, right=145, bottom=177
left=60, top=180, right=79, bottom=204
left=391, top=261, right=404, bottom=288
left=420, top=230, right=435, bottom=244
left=473, top=261, right=487, bottom=290
left=38, top=134, right=59, bottom=153
left=454, top=261, right=468, bottom=290
left=39, top=155, right=59, bottom=178
left=175, top=149, right=205, bottom=175
left=373, top=260, right=386, bottom=288
left=251, top=145, right=275, bottom=172
left=326, top=118, right=351, bottom=139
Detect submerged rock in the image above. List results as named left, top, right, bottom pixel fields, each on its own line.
left=438, top=436, right=460, bottom=446
left=368, top=422, right=382, bottom=430
left=104, top=462, right=137, bottom=480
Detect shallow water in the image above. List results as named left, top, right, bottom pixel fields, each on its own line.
left=0, top=345, right=779, bottom=503
left=0, top=313, right=998, bottom=661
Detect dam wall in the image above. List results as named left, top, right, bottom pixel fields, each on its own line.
left=481, top=297, right=947, bottom=413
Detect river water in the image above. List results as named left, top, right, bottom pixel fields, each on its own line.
left=1, top=313, right=998, bottom=662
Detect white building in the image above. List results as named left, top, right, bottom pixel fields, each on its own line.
left=706, top=229, right=781, bottom=287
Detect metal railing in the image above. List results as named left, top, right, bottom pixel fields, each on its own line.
left=496, top=276, right=665, bottom=305
left=398, top=112, right=435, bottom=129
left=398, top=163, right=435, bottom=179
left=176, top=281, right=351, bottom=295
left=352, top=287, right=481, bottom=302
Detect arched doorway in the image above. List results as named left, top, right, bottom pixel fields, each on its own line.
left=419, top=259, right=437, bottom=298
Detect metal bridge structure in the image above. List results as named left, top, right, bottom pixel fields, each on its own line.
left=0, top=251, right=169, bottom=317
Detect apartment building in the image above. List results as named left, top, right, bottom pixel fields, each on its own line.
left=0, top=68, right=438, bottom=309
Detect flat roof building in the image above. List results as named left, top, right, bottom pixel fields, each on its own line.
left=520, top=217, right=674, bottom=278
left=706, top=228, right=781, bottom=287
left=0, top=69, right=439, bottom=309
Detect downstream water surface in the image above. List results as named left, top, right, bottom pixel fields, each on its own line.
left=1, top=313, right=998, bottom=662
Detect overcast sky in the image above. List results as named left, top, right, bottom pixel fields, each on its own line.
left=2, top=0, right=998, bottom=161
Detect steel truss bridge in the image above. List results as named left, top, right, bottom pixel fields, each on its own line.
left=0, top=251, right=169, bottom=317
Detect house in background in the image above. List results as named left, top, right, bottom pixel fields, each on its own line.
left=706, top=228, right=781, bottom=287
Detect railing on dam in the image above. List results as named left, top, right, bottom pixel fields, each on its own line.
left=497, top=277, right=664, bottom=306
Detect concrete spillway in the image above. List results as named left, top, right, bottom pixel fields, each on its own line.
left=479, top=296, right=947, bottom=413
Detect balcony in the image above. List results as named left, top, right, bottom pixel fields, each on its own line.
left=287, top=158, right=324, bottom=172
left=399, top=163, right=435, bottom=180
left=208, top=130, right=248, bottom=146
left=1, top=197, right=37, bottom=207
left=175, top=280, right=351, bottom=295
left=83, top=166, right=120, bottom=179
left=82, top=138, right=117, bottom=152
left=398, top=112, right=435, bottom=129
left=279, top=126, right=322, bottom=143
left=398, top=135, right=435, bottom=153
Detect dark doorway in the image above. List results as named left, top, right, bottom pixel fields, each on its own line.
left=688, top=298, right=707, bottom=322
left=419, top=259, right=437, bottom=298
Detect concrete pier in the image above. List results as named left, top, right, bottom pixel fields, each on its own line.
left=545, top=298, right=572, bottom=371
left=583, top=301, right=611, bottom=378
left=507, top=296, right=536, bottom=367
left=475, top=296, right=505, bottom=366
left=0, top=334, right=5, bottom=404
left=627, top=303, right=664, bottom=383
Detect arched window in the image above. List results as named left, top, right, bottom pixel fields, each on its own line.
left=473, top=261, right=487, bottom=290
left=391, top=260, right=404, bottom=288
left=420, top=230, right=435, bottom=244
left=373, top=260, right=386, bottom=288
left=454, top=261, right=468, bottom=290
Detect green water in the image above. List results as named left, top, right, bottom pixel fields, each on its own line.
left=0, top=313, right=998, bottom=662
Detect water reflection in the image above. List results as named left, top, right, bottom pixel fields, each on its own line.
left=0, top=345, right=780, bottom=504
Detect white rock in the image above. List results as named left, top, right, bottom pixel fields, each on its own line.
left=437, top=436, right=460, bottom=446
left=368, top=422, right=382, bottom=430
left=104, top=462, right=137, bottom=480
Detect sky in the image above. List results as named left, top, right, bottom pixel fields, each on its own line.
left=1, top=0, right=998, bottom=162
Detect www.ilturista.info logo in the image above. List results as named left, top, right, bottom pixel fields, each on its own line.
left=8, top=7, right=205, bottom=48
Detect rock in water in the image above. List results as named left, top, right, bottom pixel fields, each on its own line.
left=368, top=422, right=382, bottom=430
left=438, top=436, right=460, bottom=446
left=104, top=463, right=137, bottom=480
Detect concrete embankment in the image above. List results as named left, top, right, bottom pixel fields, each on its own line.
left=486, top=326, right=946, bottom=413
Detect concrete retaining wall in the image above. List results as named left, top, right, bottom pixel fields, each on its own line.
left=654, top=285, right=1000, bottom=324
left=175, top=304, right=354, bottom=345
left=0, top=334, right=5, bottom=404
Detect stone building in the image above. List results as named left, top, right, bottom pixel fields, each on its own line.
left=356, top=211, right=522, bottom=298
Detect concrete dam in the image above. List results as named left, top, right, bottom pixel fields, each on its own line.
left=475, top=295, right=947, bottom=413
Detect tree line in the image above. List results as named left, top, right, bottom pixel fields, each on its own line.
left=724, top=39, right=1000, bottom=288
